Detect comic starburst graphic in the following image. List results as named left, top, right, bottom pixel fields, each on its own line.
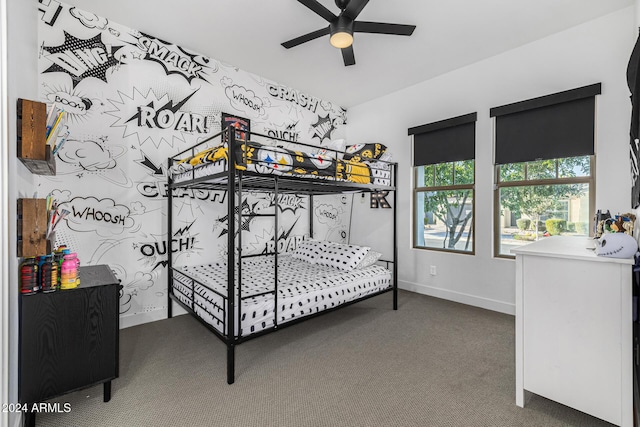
left=105, top=88, right=189, bottom=148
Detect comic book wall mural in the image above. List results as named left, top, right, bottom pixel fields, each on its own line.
left=35, top=1, right=350, bottom=326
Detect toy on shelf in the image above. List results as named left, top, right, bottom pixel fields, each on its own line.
left=594, top=211, right=636, bottom=238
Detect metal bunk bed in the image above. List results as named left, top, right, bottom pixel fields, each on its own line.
left=166, top=126, right=398, bottom=384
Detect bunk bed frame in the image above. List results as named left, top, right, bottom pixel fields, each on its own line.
left=166, top=127, right=398, bottom=384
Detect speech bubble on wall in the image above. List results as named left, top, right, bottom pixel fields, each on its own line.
left=315, top=203, right=341, bottom=228
left=61, top=196, right=135, bottom=236
left=224, top=84, right=266, bottom=119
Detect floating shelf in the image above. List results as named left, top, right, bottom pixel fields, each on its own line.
left=17, top=98, right=56, bottom=176
left=17, top=198, right=49, bottom=257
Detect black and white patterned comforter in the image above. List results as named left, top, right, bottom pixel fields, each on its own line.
left=171, top=254, right=391, bottom=336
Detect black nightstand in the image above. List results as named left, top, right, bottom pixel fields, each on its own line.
left=18, top=265, right=120, bottom=427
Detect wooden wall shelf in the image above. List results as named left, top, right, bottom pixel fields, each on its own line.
left=17, top=98, right=56, bottom=175
left=17, top=198, right=48, bottom=257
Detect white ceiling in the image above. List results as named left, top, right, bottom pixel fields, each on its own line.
left=61, top=0, right=634, bottom=108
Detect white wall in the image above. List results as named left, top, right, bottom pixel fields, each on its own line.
left=5, top=1, right=38, bottom=426
left=347, top=7, right=636, bottom=314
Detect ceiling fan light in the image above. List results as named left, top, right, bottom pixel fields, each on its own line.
left=330, top=31, right=353, bottom=48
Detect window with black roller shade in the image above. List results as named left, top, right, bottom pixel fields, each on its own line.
left=409, top=113, right=477, bottom=254
left=491, top=84, right=599, bottom=257
left=491, top=83, right=600, bottom=164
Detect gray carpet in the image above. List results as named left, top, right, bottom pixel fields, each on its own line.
left=36, top=291, right=614, bottom=427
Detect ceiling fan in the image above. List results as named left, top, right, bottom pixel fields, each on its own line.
left=282, top=0, right=416, bottom=66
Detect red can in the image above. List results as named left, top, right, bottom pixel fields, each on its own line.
left=20, top=257, right=39, bottom=294
left=40, top=255, right=57, bottom=293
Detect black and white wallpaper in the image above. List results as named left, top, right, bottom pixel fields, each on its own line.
left=35, top=1, right=351, bottom=324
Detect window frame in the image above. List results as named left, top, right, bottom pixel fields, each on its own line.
left=493, top=156, right=595, bottom=259
left=413, top=160, right=476, bottom=255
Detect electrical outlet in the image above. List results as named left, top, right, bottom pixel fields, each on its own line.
left=430, top=265, right=436, bottom=275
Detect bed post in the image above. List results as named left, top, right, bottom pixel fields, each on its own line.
left=393, top=163, right=398, bottom=310
left=274, top=177, right=279, bottom=329
left=167, top=156, right=174, bottom=319
left=309, top=194, right=314, bottom=239
left=226, top=126, right=236, bottom=384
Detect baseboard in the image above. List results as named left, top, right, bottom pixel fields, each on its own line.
left=120, top=303, right=186, bottom=329
left=399, top=280, right=515, bottom=315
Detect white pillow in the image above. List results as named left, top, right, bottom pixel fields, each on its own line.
left=316, top=139, right=345, bottom=160
left=378, top=151, right=393, bottom=162
left=354, top=250, right=382, bottom=269
left=316, top=243, right=370, bottom=271
left=291, top=240, right=328, bottom=263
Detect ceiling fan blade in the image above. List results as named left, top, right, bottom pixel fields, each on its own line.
left=354, top=21, right=416, bottom=36
left=298, top=0, right=337, bottom=22
left=282, top=27, right=330, bottom=49
left=343, top=0, right=370, bottom=20
left=342, top=45, right=355, bottom=66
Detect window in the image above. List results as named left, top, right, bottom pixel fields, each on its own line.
left=415, top=160, right=475, bottom=252
left=409, top=113, right=476, bottom=254
left=491, top=83, right=600, bottom=258
left=494, top=156, right=594, bottom=257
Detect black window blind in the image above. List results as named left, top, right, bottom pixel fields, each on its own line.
left=490, top=83, right=600, bottom=165
left=408, top=112, right=477, bottom=167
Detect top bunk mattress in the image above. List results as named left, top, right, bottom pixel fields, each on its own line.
left=169, top=140, right=392, bottom=187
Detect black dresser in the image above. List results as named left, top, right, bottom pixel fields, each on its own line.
left=19, top=265, right=119, bottom=426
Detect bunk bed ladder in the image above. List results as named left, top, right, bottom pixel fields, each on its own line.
left=167, top=157, right=174, bottom=318
left=237, top=170, right=244, bottom=350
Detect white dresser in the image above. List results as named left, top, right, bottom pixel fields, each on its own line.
left=512, top=236, right=633, bottom=427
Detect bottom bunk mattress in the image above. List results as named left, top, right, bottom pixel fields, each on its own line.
left=171, top=254, right=392, bottom=337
